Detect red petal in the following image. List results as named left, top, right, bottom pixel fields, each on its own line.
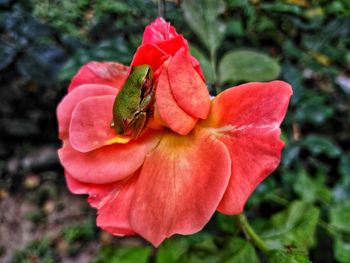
left=202, top=81, right=292, bottom=214
left=155, top=60, right=197, bottom=135
left=131, top=43, right=169, bottom=73
left=68, top=61, right=128, bottom=92
left=69, top=95, right=126, bottom=152
left=219, top=128, right=285, bottom=214
left=168, top=48, right=210, bottom=119
left=155, top=35, right=188, bottom=56
left=129, top=127, right=231, bottom=246
left=65, top=171, right=91, bottom=194
left=97, top=175, right=138, bottom=236
left=57, top=85, right=117, bottom=140
left=142, top=17, right=178, bottom=44
left=190, top=56, right=205, bottom=82
left=65, top=171, right=137, bottom=235
left=64, top=172, right=116, bottom=208
left=142, top=18, right=205, bottom=80
left=58, top=132, right=160, bottom=184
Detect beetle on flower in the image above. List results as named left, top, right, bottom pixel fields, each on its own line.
left=57, top=17, right=292, bottom=246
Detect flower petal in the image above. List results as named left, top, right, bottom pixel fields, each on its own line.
left=219, top=128, right=285, bottom=214
left=129, top=127, right=231, bottom=246
left=97, top=175, right=138, bottom=236
left=155, top=35, right=188, bottom=56
left=57, top=85, right=118, bottom=140
left=68, top=61, right=128, bottom=92
left=131, top=43, right=169, bottom=73
left=65, top=171, right=136, bottom=235
left=190, top=56, right=205, bottom=82
left=155, top=60, right=197, bottom=135
left=69, top=95, right=130, bottom=153
left=168, top=48, right=210, bottom=119
left=202, top=81, right=293, bottom=214
left=58, top=132, right=160, bottom=184
left=142, top=17, right=178, bottom=44
left=141, top=18, right=205, bottom=79
left=65, top=171, right=91, bottom=195
left=64, top=172, right=116, bottom=208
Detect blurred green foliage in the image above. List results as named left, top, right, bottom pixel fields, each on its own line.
left=11, top=237, right=56, bottom=263
left=155, top=233, right=261, bottom=263
left=62, top=220, right=98, bottom=256
left=92, top=246, right=152, bottom=263
left=0, top=0, right=350, bottom=262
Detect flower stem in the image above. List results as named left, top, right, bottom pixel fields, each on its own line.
left=158, top=0, right=165, bottom=18
left=209, top=49, right=220, bottom=95
left=238, top=213, right=270, bottom=254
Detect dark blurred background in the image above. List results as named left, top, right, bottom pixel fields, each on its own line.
left=0, top=0, right=350, bottom=262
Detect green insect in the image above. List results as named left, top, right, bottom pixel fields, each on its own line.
left=111, top=64, right=155, bottom=139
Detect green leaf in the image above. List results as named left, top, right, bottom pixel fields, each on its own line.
left=330, top=202, right=350, bottom=233
left=216, top=213, right=239, bottom=234
left=156, top=237, right=191, bottom=263
left=246, top=179, right=279, bottom=207
left=267, top=250, right=311, bottom=263
left=293, top=171, right=331, bottom=203
left=295, top=96, right=334, bottom=125
left=339, top=152, right=350, bottom=177
left=334, top=153, right=350, bottom=202
left=260, top=3, right=303, bottom=15
left=190, top=45, right=216, bottom=84
left=282, top=144, right=301, bottom=168
left=156, top=233, right=217, bottom=263
left=180, top=237, right=260, bottom=263
left=334, top=237, right=350, bottom=263
left=223, top=237, right=260, bottom=263
left=226, top=20, right=244, bottom=37
left=218, top=50, right=281, bottom=84
left=182, top=0, right=226, bottom=57
left=92, top=246, right=152, bottom=263
left=95, top=0, right=130, bottom=14
left=333, top=174, right=350, bottom=203
left=281, top=62, right=303, bottom=105
left=261, top=201, right=320, bottom=251
left=301, top=135, right=341, bottom=158
left=157, top=235, right=259, bottom=263
left=226, top=0, right=249, bottom=8
left=178, top=235, right=219, bottom=263
left=346, top=52, right=350, bottom=70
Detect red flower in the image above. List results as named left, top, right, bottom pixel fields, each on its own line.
left=57, top=18, right=292, bottom=246
left=132, top=18, right=210, bottom=135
